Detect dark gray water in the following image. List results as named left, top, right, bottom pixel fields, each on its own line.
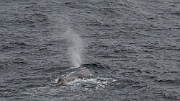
left=0, top=0, right=180, bottom=101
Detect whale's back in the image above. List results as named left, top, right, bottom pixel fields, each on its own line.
left=57, top=67, right=93, bottom=85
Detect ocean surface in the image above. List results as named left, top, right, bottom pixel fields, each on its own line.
left=0, top=0, right=180, bottom=101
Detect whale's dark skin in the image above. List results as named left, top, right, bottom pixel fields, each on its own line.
left=57, top=67, right=93, bottom=85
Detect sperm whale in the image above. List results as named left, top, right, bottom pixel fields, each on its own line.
left=56, top=67, right=93, bottom=85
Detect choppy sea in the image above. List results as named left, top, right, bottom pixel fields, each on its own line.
left=0, top=0, right=180, bottom=101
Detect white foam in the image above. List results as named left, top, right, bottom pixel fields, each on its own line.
left=64, top=77, right=116, bottom=90
left=21, top=77, right=116, bottom=98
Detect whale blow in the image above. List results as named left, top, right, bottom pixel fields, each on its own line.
left=64, top=28, right=83, bottom=68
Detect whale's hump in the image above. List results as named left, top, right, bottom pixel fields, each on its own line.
left=50, top=63, right=110, bottom=86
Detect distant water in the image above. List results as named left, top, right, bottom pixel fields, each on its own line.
left=0, top=0, right=180, bottom=101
